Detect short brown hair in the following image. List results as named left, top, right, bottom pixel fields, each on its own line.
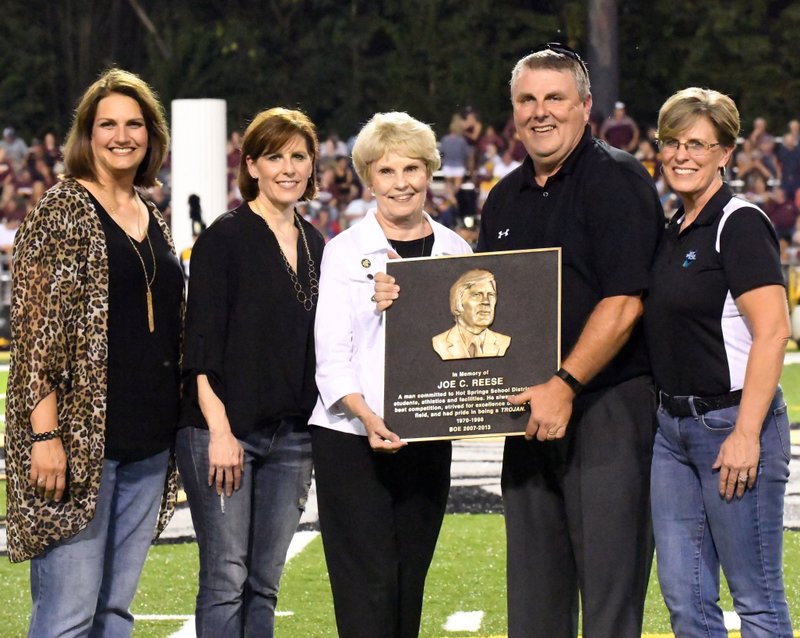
left=64, top=68, right=169, bottom=187
left=351, top=112, right=440, bottom=187
left=238, top=108, right=319, bottom=201
left=657, top=88, right=740, bottom=149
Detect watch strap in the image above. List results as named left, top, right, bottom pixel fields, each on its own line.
left=555, top=367, right=583, bottom=395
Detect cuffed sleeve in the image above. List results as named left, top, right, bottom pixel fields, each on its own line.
left=182, top=225, right=230, bottom=403
left=11, top=190, right=79, bottom=418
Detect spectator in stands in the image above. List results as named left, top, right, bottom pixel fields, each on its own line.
left=311, top=202, right=340, bottom=240
left=736, top=138, right=774, bottom=191
left=5, top=67, right=182, bottom=637
left=320, top=132, right=347, bottom=159
left=635, top=138, right=660, bottom=179
left=786, top=119, right=800, bottom=146
left=177, top=107, right=324, bottom=637
left=492, top=146, right=521, bottom=180
left=748, top=116, right=770, bottom=146
left=439, top=114, right=471, bottom=195
left=429, top=192, right=459, bottom=228
left=226, top=130, right=242, bottom=173
left=764, top=187, right=798, bottom=242
left=332, top=154, right=356, bottom=204
left=0, top=147, right=13, bottom=188
left=477, top=124, right=506, bottom=162
left=342, top=187, right=373, bottom=228
left=778, top=131, right=800, bottom=200
left=461, top=106, right=483, bottom=149
left=318, top=164, right=340, bottom=208
left=1, top=127, right=29, bottom=172
left=311, top=111, right=471, bottom=638
left=146, top=182, right=170, bottom=216
left=41, top=130, right=63, bottom=171
left=745, top=172, right=771, bottom=206
left=0, top=215, right=18, bottom=258
left=600, top=101, right=640, bottom=152
left=757, top=135, right=781, bottom=183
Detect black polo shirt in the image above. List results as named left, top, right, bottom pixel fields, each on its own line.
left=644, top=184, right=783, bottom=397
left=478, top=125, right=663, bottom=393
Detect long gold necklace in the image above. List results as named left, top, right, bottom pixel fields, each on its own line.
left=99, top=186, right=157, bottom=332
left=252, top=199, right=319, bottom=311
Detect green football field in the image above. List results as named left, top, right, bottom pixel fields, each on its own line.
left=0, top=520, right=799, bottom=637
left=0, top=358, right=799, bottom=636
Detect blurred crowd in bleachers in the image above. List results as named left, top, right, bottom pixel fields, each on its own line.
left=2, top=105, right=800, bottom=261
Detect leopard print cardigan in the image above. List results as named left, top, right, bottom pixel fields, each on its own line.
left=5, top=178, right=180, bottom=562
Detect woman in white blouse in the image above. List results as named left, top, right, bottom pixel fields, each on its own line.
left=310, top=112, right=471, bottom=638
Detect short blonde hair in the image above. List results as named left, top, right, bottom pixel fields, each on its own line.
left=64, top=68, right=169, bottom=188
left=238, top=107, right=319, bottom=201
left=351, top=112, right=440, bottom=186
left=657, top=88, right=740, bottom=149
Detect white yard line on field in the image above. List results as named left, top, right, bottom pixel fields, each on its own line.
left=164, top=531, right=319, bottom=638
left=444, top=610, right=484, bottom=632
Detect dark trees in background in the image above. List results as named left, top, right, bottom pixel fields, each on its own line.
left=1, top=0, right=798, bottom=143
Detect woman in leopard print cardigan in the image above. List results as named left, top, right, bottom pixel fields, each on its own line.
left=5, top=69, right=182, bottom=637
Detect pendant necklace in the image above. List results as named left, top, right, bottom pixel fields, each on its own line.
left=99, top=186, right=157, bottom=332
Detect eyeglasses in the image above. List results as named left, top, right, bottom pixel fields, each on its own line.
left=658, top=139, right=721, bottom=157
left=532, top=42, right=589, bottom=78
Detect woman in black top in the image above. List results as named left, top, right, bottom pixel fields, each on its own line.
left=7, top=68, right=182, bottom=637
left=177, top=107, right=324, bottom=637
left=644, top=88, right=792, bottom=636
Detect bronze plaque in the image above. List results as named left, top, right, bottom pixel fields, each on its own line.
left=384, top=248, right=560, bottom=441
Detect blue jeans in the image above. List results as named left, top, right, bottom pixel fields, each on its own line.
left=651, top=390, right=793, bottom=637
left=28, top=449, right=170, bottom=638
left=176, top=418, right=313, bottom=638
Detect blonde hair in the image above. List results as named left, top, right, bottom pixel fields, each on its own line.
left=657, top=87, right=740, bottom=148
left=64, top=68, right=168, bottom=187
left=351, top=112, right=440, bottom=186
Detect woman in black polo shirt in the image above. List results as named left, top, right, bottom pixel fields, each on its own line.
left=644, top=88, right=792, bottom=636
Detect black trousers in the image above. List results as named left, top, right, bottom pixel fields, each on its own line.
left=502, top=375, right=657, bottom=638
left=310, top=426, right=451, bottom=638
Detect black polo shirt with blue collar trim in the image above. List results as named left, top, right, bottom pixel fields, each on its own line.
left=478, top=125, right=663, bottom=392
left=644, top=183, right=783, bottom=397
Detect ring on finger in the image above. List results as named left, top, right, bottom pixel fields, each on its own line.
left=37, top=478, right=45, bottom=485
left=737, top=473, right=748, bottom=483
left=370, top=294, right=377, bottom=302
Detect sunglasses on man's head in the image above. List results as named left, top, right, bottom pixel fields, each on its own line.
left=531, top=42, right=589, bottom=76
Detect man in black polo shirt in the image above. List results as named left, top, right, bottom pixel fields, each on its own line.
left=479, top=44, right=664, bottom=637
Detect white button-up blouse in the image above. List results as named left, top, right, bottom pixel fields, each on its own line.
left=310, top=208, right=473, bottom=436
